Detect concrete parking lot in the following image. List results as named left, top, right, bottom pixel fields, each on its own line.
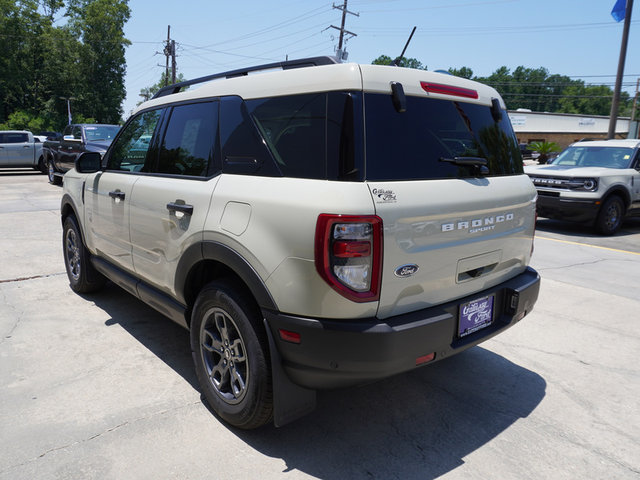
left=1, top=170, right=639, bottom=480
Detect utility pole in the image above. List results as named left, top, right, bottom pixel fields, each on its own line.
left=163, top=26, right=177, bottom=86
left=164, top=25, right=171, bottom=87
left=330, top=1, right=358, bottom=61
left=608, top=0, right=634, bottom=139
left=171, top=39, right=176, bottom=85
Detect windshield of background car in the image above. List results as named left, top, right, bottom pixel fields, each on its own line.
left=552, top=146, right=634, bottom=169
left=84, top=125, right=120, bottom=142
left=364, top=93, right=523, bottom=181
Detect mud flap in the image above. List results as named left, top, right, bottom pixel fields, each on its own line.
left=263, top=318, right=316, bottom=427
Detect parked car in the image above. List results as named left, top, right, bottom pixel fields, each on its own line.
left=0, top=130, right=46, bottom=173
left=43, top=123, right=120, bottom=184
left=61, top=56, right=540, bottom=429
left=525, top=139, right=640, bottom=235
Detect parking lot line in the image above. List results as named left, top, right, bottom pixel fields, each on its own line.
left=536, top=235, right=640, bottom=256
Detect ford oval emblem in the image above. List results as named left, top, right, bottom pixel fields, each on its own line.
left=394, top=264, right=419, bottom=278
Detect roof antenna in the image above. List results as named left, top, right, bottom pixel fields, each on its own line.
left=392, top=26, right=417, bottom=67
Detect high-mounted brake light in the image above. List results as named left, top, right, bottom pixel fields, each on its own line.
left=315, top=214, right=383, bottom=302
left=420, top=81, right=479, bottom=99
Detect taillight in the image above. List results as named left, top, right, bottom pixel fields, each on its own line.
left=315, top=214, right=383, bottom=302
left=420, top=81, right=478, bottom=99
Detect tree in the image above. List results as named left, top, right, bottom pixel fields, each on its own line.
left=473, top=66, right=632, bottom=116
left=448, top=67, right=474, bottom=79
left=138, top=72, right=187, bottom=106
left=0, top=0, right=131, bottom=131
left=528, top=141, right=560, bottom=164
left=67, top=0, right=131, bottom=124
left=372, top=55, right=427, bottom=70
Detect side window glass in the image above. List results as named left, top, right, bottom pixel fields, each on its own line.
left=3, top=133, right=28, bottom=143
left=72, top=126, right=82, bottom=140
left=246, top=93, right=326, bottom=179
left=156, top=102, right=216, bottom=177
left=107, top=109, right=162, bottom=172
left=62, top=126, right=72, bottom=137
left=220, top=96, right=280, bottom=177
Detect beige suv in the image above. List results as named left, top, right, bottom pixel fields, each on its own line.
left=61, top=57, right=540, bottom=429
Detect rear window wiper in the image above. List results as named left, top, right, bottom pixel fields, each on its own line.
left=439, top=156, right=489, bottom=175
left=439, top=156, right=487, bottom=166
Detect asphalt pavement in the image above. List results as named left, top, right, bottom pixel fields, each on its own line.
left=1, top=170, right=639, bottom=480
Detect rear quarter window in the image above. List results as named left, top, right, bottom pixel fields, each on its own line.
left=364, top=93, right=523, bottom=181
left=1, top=133, right=29, bottom=143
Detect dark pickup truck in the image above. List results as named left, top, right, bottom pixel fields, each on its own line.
left=44, top=123, right=120, bottom=184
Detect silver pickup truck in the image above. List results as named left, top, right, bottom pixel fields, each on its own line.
left=0, top=131, right=45, bottom=172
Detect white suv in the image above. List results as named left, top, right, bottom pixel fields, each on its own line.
left=525, top=139, right=640, bottom=235
left=61, top=57, right=540, bottom=429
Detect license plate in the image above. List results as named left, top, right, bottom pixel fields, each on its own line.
left=458, top=295, right=495, bottom=338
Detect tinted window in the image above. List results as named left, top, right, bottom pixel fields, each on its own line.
left=247, top=94, right=326, bottom=179
left=107, top=109, right=163, bottom=172
left=364, top=94, right=523, bottom=181
left=220, top=96, right=280, bottom=177
left=0, top=133, right=29, bottom=143
left=156, top=102, right=216, bottom=177
left=327, top=92, right=363, bottom=181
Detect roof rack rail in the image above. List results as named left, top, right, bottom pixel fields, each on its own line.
left=152, top=56, right=341, bottom=100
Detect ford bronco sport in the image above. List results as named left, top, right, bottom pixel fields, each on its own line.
left=525, top=139, right=640, bottom=235
left=61, top=56, right=540, bottom=429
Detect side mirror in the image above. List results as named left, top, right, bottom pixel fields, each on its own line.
left=76, top=152, right=102, bottom=173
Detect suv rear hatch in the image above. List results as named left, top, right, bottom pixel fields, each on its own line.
left=361, top=86, right=536, bottom=319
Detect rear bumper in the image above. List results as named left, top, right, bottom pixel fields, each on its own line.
left=536, top=192, right=599, bottom=223
left=264, top=267, right=540, bottom=390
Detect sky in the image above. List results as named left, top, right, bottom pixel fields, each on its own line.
left=121, top=0, right=639, bottom=117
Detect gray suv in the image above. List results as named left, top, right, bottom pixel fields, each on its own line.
left=61, top=57, right=540, bottom=429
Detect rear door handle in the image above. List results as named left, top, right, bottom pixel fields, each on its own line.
left=167, top=202, right=193, bottom=216
left=109, top=190, right=125, bottom=201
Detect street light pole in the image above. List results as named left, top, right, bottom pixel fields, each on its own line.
left=59, top=96, right=76, bottom=126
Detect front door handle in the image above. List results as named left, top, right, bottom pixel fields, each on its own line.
left=109, top=190, right=125, bottom=201
left=167, top=202, right=193, bottom=216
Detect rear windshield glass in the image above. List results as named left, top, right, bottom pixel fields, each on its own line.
left=552, top=146, right=634, bottom=169
left=364, top=93, right=523, bottom=181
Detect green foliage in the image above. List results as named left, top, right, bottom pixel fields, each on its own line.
left=470, top=65, right=631, bottom=116
left=0, top=110, right=46, bottom=132
left=372, top=55, right=427, bottom=70
left=138, top=72, right=187, bottom=106
left=448, top=67, right=474, bottom=79
left=528, top=141, right=561, bottom=164
left=528, top=141, right=560, bottom=153
left=0, top=0, right=130, bottom=131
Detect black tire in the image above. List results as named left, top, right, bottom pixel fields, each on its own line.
left=596, top=196, right=624, bottom=236
left=190, top=281, right=273, bottom=429
left=62, top=215, right=105, bottom=293
left=36, top=156, right=46, bottom=174
left=48, top=159, right=61, bottom=185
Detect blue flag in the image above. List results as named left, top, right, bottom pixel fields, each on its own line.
left=611, top=0, right=626, bottom=22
